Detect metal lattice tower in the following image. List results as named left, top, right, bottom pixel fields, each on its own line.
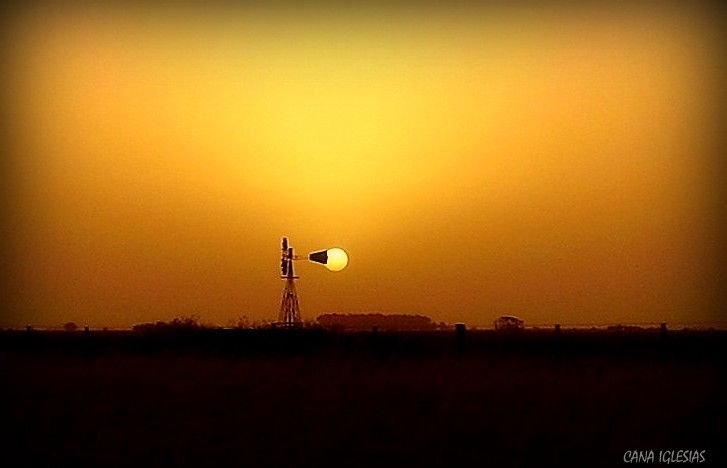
left=278, top=238, right=302, bottom=327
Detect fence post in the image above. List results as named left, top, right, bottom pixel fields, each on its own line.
left=455, top=323, right=466, bottom=353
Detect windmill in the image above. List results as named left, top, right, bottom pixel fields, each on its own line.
left=277, top=237, right=348, bottom=327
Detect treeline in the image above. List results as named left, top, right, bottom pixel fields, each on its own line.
left=133, top=313, right=444, bottom=333
left=316, top=313, right=441, bottom=331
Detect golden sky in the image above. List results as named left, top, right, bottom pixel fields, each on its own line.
left=3, top=2, right=724, bottom=328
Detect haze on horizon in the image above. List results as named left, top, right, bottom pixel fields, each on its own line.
left=2, top=1, right=725, bottom=329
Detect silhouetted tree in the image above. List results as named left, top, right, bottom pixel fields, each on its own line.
left=228, top=315, right=250, bottom=329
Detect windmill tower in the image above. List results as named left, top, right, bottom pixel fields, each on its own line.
left=276, top=236, right=348, bottom=327
left=278, top=237, right=301, bottom=327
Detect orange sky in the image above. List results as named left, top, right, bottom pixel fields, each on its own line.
left=3, top=2, right=725, bottom=328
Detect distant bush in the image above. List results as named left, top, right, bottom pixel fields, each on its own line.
left=132, top=315, right=207, bottom=333
left=226, top=316, right=251, bottom=329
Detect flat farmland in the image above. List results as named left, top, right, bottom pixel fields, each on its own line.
left=1, top=329, right=724, bottom=467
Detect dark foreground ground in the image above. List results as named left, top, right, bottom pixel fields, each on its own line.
left=1, top=328, right=725, bottom=467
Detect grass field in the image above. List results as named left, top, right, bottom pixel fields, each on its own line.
left=1, top=329, right=724, bottom=467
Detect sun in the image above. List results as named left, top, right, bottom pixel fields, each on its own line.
left=326, top=248, right=348, bottom=272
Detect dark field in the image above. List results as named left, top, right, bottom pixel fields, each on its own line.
left=1, top=329, right=725, bottom=467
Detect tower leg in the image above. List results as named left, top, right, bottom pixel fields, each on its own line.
left=278, top=277, right=301, bottom=327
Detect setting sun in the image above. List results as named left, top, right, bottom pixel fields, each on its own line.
left=325, top=248, right=349, bottom=272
